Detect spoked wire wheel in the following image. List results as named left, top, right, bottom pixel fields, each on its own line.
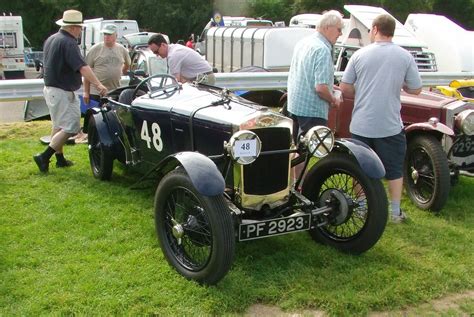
left=404, top=135, right=450, bottom=211
left=154, top=167, right=234, bottom=284
left=302, top=153, right=388, bottom=254
left=316, top=174, right=370, bottom=239
left=164, top=188, right=213, bottom=271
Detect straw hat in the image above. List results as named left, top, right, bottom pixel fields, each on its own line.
left=56, top=10, right=84, bottom=26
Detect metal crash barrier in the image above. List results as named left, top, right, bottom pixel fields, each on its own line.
left=0, top=71, right=473, bottom=102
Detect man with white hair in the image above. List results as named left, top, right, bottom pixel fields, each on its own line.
left=33, top=9, right=107, bottom=172
left=287, top=10, right=344, bottom=138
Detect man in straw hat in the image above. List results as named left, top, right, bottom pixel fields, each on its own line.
left=33, top=9, right=107, bottom=172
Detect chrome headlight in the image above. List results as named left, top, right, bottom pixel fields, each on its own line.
left=225, top=130, right=262, bottom=165
left=455, top=109, right=474, bottom=135
left=303, top=126, right=334, bottom=157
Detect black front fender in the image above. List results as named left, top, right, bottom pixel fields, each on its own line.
left=334, top=138, right=385, bottom=179
left=155, top=152, right=225, bottom=196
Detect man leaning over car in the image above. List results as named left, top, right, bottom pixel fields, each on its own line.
left=148, top=33, right=215, bottom=85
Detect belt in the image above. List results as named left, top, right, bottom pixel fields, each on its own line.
left=202, top=71, right=214, bottom=75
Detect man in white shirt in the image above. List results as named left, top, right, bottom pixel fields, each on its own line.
left=148, top=33, right=215, bottom=85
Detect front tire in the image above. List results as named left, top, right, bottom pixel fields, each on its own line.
left=154, top=168, right=235, bottom=285
left=88, top=118, right=114, bottom=180
left=302, top=152, right=388, bottom=254
left=404, top=135, right=450, bottom=211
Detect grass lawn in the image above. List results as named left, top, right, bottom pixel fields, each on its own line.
left=1, top=121, right=473, bottom=316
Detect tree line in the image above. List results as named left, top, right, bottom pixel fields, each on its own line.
left=2, top=0, right=472, bottom=49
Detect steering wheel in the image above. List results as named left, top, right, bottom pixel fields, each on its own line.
left=132, top=74, right=181, bottom=100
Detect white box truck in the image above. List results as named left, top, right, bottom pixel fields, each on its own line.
left=0, top=14, right=25, bottom=79
left=205, top=26, right=314, bottom=72
left=80, top=18, right=139, bottom=56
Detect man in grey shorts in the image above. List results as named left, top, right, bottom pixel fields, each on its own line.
left=340, top=14, right=422, bottom=223
left=33, top=9, right=107, bottom=172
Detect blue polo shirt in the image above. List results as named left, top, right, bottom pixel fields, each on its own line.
left=43, top=29, right=86, bottom=91
left=287, top=32, right=334, bottom=119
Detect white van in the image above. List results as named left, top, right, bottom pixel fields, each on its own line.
left=0, top=15, right=25, bottom=79
left=80, top=18, right=139, bottom=56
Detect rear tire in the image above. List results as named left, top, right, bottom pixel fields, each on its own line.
left=88, top=118, right=114, bottom=180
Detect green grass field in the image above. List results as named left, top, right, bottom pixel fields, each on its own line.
left=1, top=121, right=473, bottom=316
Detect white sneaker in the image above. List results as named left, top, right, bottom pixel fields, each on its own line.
left=391, top=210, right=408, bottom=223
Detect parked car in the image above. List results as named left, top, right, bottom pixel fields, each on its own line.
left=327, top=89, right=474, bottom=211
left=123, top=32, right=169, bottom=51
left=84, top=74, right=389, bottom=284
left=128, top=48, right=167, bottom=84
left=434, top=79, right=474, bottom=103
left=125, top=32, right=170, bottom=86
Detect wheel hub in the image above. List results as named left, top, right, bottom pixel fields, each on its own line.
left=319, top=189, right=351, bottom=225
left=172, top=223, right=184, bottom=245
left=411, top=167, right=419, bottom=184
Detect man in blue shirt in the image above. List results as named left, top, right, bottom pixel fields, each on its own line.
left=340, top=14, right=422, bottom=223
left=287, top=10, right=344, bottom=139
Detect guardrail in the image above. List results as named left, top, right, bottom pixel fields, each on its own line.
left=0, top=71, right=473, bottom=102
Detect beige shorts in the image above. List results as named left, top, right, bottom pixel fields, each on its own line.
left=43, top=86, right=81, bottom=134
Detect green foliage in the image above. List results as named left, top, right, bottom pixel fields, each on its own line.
left=432, top=0, right=474, bottom=29
left=120, top=0, right=213, bottom=42
left=0, top=121, right=473, bottom=315
left=247, top=0, right=296, bottom=24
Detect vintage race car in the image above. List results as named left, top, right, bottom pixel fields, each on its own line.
left=84, top=74, right=388, bottom=284
left=328, top=88, right=474, bottom=211
left=434, top=79, right=474, bottom=103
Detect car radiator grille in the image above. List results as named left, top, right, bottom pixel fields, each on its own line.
left=243, top=127, right=291, bottom=195
left=410, top=50, right=437, bottom=72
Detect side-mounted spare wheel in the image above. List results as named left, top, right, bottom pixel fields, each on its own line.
left=154, top=167, right=235, bottom=285
left=87, top=117, right=114, bottom=180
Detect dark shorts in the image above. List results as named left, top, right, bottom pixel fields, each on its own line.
left=290, top=114, right=327, bottom=143
left=351, top=131, right=406, bottom=180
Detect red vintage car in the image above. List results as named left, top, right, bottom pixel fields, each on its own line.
left=328, top=89, right=474, bottom=211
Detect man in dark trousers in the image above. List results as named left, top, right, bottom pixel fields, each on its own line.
left=33, top=9, right=107, bottom=172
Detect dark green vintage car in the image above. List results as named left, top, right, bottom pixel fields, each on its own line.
left=85, top=74, right=388, bottom=284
